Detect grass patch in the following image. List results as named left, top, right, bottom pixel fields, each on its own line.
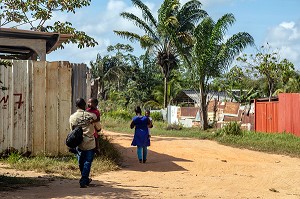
left=2, top=153, right=118, bottom=178
left=216, top=131, right=300, bottom=157
left=0, top=133, right=121, bottom=179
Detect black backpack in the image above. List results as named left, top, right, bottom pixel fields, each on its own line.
left=66, top=126, right=83, bottom=148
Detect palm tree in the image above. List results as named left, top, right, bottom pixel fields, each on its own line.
left=189, top=13, right=254, bottom=130
left=114, top=0, right=207, bottom=108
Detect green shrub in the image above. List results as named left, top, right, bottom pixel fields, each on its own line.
left=220, top=121, right=242, bottom=136
left=6, top=152, right=23, bottom=164
left=150, top=111, right=163, bottom=121
left=103, top=109, right=133, bottom=120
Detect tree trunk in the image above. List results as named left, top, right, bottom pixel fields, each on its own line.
left=199, top=81, right=208, bottom=130
left=99, top=80, right=105, bottom=100
left=164, top=77, right=168, bottom=108
left=212, top=98, right=218, bottom=128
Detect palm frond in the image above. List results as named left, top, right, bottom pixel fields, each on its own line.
left=158, top=0, right=180, bottom=25
left=194, top=17, right=214, bottom=53
left=211, top=13, right=235, bottom=43
left=220, top=32, right=254, bottom=67
left=131, top=0, right=158, bottom=28
left=113, top=30, right=142, bottom=43
left=120, top=12, right=157, bottom=39
left=177, top=0, right=207, bottom=31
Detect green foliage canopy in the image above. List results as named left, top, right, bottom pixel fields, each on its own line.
left=0, top=0, right=97, bottom=49
left=237, top=45, right=295, bottom=100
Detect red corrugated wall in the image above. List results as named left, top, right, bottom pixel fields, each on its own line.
left=255, top=101, right=279, bottom=133
left=278, top=93, right=300, bottom=136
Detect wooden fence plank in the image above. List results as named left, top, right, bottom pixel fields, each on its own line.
left=57, top=61, right=72, bottom=154
left=0, top=62, right=12, bottom=151
left=11, top=61, right=28, bottom=152
left=26, top=61, right=33, bottom=152
left=32, top=61, right=46, bottom=155
left=45, top=62, right=59, bottom=155
left=71, top=64, right=88, bottom=113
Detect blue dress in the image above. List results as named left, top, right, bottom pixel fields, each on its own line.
left=131, top=116, right=150, bottom=147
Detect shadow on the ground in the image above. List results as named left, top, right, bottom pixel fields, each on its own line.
left=0, top=177, right=154, bottom=199
left=0, top=174, right=49, bottom=191
left=107, top=133, right=192, bottom=172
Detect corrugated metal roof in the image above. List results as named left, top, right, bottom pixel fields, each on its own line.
left=173, top=90, right=231, bottom=105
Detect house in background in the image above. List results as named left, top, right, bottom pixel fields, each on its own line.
left=172, top=89, right=231, bottom=107
left=171, top=89, right=254, bottom=130
left=171, top=90, right=300, bottom=137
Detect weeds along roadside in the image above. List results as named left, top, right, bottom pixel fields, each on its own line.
left=0, top=134, right=121, bottom=178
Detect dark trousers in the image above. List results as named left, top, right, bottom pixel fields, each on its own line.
left=77, top=148, right=95, bottom=186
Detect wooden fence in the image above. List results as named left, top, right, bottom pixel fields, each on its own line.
left=71, top=63, right=90, bottom=113
left=0, top=60, right=89, bottom=156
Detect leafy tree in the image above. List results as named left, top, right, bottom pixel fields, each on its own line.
left=130, top=55, right=162, bottom=104
left=114, top=0, right=207, bottom=108
left=212, top=66, right=260, bottom=104
left=273, top=70, right=300, bottom=94
left=188, top=13, right=254, bottom=130
left=90, top=44, right=136, bottom=100
left=0, top=0, right=97, bottom=48
left=90, top=44, right=164, bottom=109
left=237, top=45, right=295, bottom=100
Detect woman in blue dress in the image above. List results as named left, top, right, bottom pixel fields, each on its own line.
left=130, top=106, right=151, bottom=163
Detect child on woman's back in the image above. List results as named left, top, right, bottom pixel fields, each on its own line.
left=145, top=110, right=153, bottom=137
left=86, top=98, right=101, bottom=154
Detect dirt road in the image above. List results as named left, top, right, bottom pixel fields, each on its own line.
left=1, top=130, right=300, bottom=199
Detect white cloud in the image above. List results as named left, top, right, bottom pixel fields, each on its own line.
left=48, top=0, right=152, bottom=64
left=107, top=0, right=127, bottom=12
left=265, top=20, right=300, bottom=70
left=200, top=0, right=235, bottom=8
left=280, top=21, right=295, bottom=29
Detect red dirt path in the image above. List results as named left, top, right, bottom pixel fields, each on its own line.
left=1, top=130, right=300, bottom=198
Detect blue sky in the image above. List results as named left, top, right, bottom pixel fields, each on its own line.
left=47, top=0, right=300, bottom=70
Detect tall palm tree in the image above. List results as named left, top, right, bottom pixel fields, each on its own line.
left=189, top=13, right=254, bottom=129
left=114, top=0, right=207, bottom=108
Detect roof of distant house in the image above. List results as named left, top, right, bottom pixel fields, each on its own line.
left=172, top=89, right=232, bottom=105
